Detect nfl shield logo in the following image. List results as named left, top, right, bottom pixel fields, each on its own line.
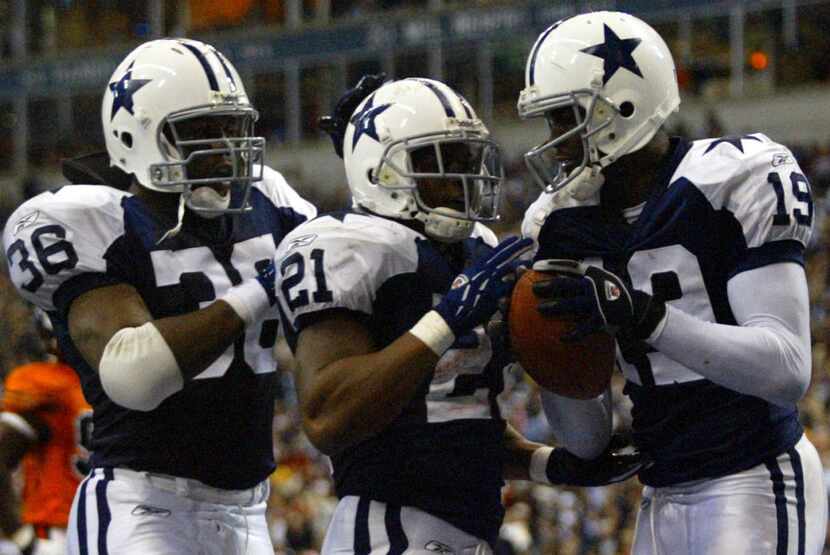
left=451, top=275, right=469, bottom=289
left=604, top=280, right=621, bottom=301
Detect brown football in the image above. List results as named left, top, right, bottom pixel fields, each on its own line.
left=508, top=269, right=616, bottom=399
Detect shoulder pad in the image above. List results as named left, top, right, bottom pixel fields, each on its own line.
left=520, top=188, right=596, bottom=246
left=672, top=134, right=812, bottom=248
left=2, top=187, right=129, bottom=310
left=254, top=165, right=317, bottom=222
left=276, top=213, right=419, bottom=328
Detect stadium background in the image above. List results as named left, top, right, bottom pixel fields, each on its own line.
left=1, top=0, right=830, bottom=553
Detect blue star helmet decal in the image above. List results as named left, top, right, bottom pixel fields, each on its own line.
left=109, top=61, right=152, bottom=121
left=580, top=24, right=643, bottom=86
left=350, top=94, right=392, bottom=150
left=704, top=134, right=762, bottom=155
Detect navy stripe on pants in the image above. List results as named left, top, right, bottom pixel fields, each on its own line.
left=95, top=468, right=114, bottom=555
left=765, top=457, right=788, bottom=555
left=385, top=504, right=409, bottom=555
left=788, top=447, right=807, bottom=555
left=354, top=497, right=371, bottom=555
left=77, top=474, right=92, bottom=555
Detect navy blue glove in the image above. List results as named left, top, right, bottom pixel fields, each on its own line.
left=531, top=259, right=665, bottom=341
left=254, top=258, right=278, bottom=306
left=435, top=236, right=533, bottom=337
left=319, top=73, right=387, bottom=158
left=545, top=433, right=648, bottom=487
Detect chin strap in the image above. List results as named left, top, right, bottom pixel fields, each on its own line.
left=422, top=211, right=474, bottom=242
left=156, top=193, right=187, bottom=245
left=565, top=165, right=605, bottom=201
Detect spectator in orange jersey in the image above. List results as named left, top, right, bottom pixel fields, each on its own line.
left=0, top=308, right=90, bottom=555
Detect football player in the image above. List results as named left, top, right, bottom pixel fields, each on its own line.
left=2, top=39, right=316, bottom=555
left=518, top=11, right=828, bottom=555
left=0, top=308, right=88, bottom=555
left=278, top=76, right=646, bottom=554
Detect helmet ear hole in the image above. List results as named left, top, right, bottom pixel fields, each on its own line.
left=619, top=101, right=635, bottom=118
left=120, top=132, right=133, bottom=148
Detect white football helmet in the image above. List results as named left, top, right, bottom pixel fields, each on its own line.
left=518, top=11, right=680, bottom=193
left=343, top=78, right=503, bottom=242
left=102, top=38, right=264, bottom=217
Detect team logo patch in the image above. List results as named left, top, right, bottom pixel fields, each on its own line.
left=425, top=541, right=455, bottom=554
left=12, top=211, right=39, bottom=235
left=772, top=152, right=794, bottom=167
left=286, top=233, right=318, bottom=252
left=604, top=280, right=621, bottom=301
left=451, top=275, right=470, bottom=289
left=131, top=504, right=172, bottom=517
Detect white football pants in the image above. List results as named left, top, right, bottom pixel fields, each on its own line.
left=66, top=467, right=273, bottom=555
left=321, top=496, right=493, bottom=555
left=633, top=434, right=828, bottom=555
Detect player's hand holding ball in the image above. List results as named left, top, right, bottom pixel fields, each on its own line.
left=507, top=258, right=666, bottom=399
left=532, top=259, right=666, bottom=340
left=508, top=266, right=612, bottom=398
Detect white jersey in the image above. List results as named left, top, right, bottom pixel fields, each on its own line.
left=2, top=166, right=316, bottom=489
left=275, top=210, right=508, bottom=543
left=527, top=134, right=812, bottom=486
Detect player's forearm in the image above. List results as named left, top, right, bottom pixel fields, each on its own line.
left=649, top=263, right=811, bottom=406
left=650, top=305, right=809, bottom=405
left=502, top=423, right=544, bottom=480
left=96, top=302, right=246, bottom=411
left=301, top=333, right=439, bottom=455
left=540, top=389, right=612, bottom=459
left=153, top=301, right=246, bottom=380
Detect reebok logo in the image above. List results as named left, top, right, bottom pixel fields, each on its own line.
left=772, top=152, right=793, bottom=167
left=286, top=233, right=318, bottom=252
left=12, top=211, right=39, bottom=235
left=131, top=504, right=171, bottom=517
left=425, top=541, right=455, bottom=554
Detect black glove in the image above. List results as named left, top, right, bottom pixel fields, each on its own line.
left=318, top=73, right=386, bottom=158
left=61, top=151, right=132, bottom=190
left=532, top=259, right=666, bottom=342
left=544, top=433, right=649, bottom=487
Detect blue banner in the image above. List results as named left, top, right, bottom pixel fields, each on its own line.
left=0, top=0, right=751, bottom=99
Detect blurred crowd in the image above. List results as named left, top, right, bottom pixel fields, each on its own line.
left=4, top=123, right=830, bottom=555
left=0, top=0, right=508, bottom=59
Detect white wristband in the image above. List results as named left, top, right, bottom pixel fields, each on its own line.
left=530, top=446, right=554, bottom=484
left=409, top=310, right=456, bottom=356
left=221, top=278, right=270, bottom=327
